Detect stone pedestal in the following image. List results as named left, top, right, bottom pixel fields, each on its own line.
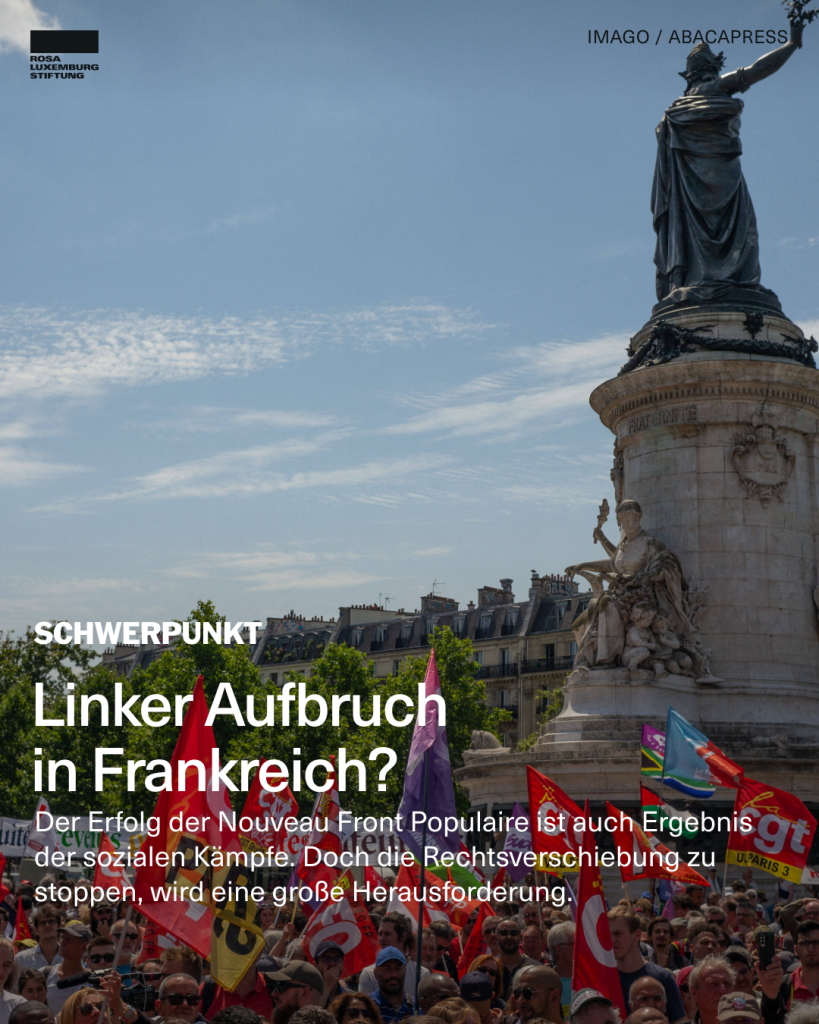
left=456, top=328, right=819, bottom=811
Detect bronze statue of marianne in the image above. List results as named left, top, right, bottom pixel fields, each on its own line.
left=651, top=16, right=807, bottom=311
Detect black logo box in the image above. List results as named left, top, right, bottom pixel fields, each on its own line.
left=30, top=30, right=98, bottom=53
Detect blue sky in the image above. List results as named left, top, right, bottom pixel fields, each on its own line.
left=1, top=0, right=817, bottom=631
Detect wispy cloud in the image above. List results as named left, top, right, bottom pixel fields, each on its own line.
left=168, top=545, right=383, bottom=591
left=0, top=303, right=495, bottom=400
left=0, top=445, right=84, bottom=486
left=139, top=406, right=341, bottom=434
left=385, top=335, right=626, bottom=437
left=778, top=237, right=819, bottom=250
left=207, top=206, right=278, bottom=231
left=414, top=546, right=453, bottom=556
left=0, top=0, right=58, bottom=53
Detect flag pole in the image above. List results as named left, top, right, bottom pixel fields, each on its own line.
left=96, top=903, right=134, bottom=1024
left=414, top=748, right=429, bottom=1016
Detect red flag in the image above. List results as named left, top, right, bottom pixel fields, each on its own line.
left=387, top=862, right=431, bottom=927
left=302, top=870, right=379, bottom=979
left=133, top=675, right=264, bottom=990
left=0, top=855, right=9, bottom=904
left=297, top=756, right=342, bottom=889
left=572, top=801, right=626, bottom=1018
left=239, top=765, right=299, bottom=855
left=727, top=777, right=817, bottom=882
left=527, top=766, right=583, bottom=870
left=136, top=919, right=178, bottom=964
left=14, top=898, right=31, bottom=941
left=457, top=901, right=493, bottom=976
left=491, top=866, right=506, bottom=888
left=93, top=833, right=131, bottom=899
left=605, top=802, right=709, bottom=886
left=442, top=866, right=482, bottom=928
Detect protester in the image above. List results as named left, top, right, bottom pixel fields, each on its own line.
left=86, top=908, right=114, bottom=940
left=568, top=989, right=621, bottom=1024
left=606, top=911, right=685, bottom=1024
left=497, top=920, right=538, bottom=1001
left=545, top=921, right=574, bottom=1020
left=159, top=951, right=202, bottom=985
left=202, top=952, right=275, bottom=1022
left=210, top=1008, right=264, bottom=1024
left=759, top=920, right=819, bottom=1024
left=688, top=956, right=737, bottom=1024
left=511, top=965, right=563, bottom=1024
left=154, top=974, right=204, bottom=1024
left=358, top=915, right=428, bottom=999
left=421, top=932, right=441, bottom=974
left=735, top=907, right=758, bottom=939
left=44, top=922, right=93, bottom=1015
left=16, top=973, right=47, bottom=1005
left=688, top=925, right=722, bottom=965
left=110, top=921, right=139, bottom=974
left=467, top=956, right=504, bottom=1009
left=481, top=920, right=501, bottom=961
left=328, top=993, right=383, bottom=1024
left=646, top=919, right=689, bottom=972
left=1, top=937, right=26, bottom=1024
left=15, top=909, right=62, bottom=973
left=7, top=1003, right=55, bottom=1024
left=430, top=923, right=459, bottom=984
left=722, top=950, right=756, bottom=997
left=368, top=948, right=411, bottom=1024
left=312, top=940, right=350, bottom=1006
left=627, top=978, right=667, bottom=1018
left=264, top=961, right=323, bottom=1024
left=521, top=930, right=545, bottom=964
left=459, top=972, right=500, bottom=1024
left=522, top=908, right=541, bottom=931
left=716, top=993, right=762, bottom=1024
left=418, top=975, right=461, bottom=1014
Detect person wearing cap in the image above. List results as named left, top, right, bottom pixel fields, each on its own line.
left=624, top=1010, right=666, bottom=1024
left=569, top=988, right=620, bottom=1024
left=370, top=947, right=411, bottom=1024
left=716, top=993, right=761, bottom=1024
left=14, top=907, right=62, bottom=972
left=510, top=964, right=563, bottom=1024
left=313, top=940, right=351, bottom=1007
left=460, top=972, right=500, bottom=1024
left=357, top=916, right=429, bottom=1000
left=43, top=920, right=92, bottom=1015
left=258, top=962, right=322, bottom=1024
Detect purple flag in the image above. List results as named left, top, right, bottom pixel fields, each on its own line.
left=502, top=801, right=533, bottom=883
left=395, top=651, right=460, bottom=861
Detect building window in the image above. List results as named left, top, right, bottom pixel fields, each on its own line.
left=269, top=672, right=278, bottom=686
left=352, top=630, right=363, bottom=646
left=401, top=624, right=412, bottom=639
left=555, top=601, right=569, bottom=624
left=480, top=613, right=492, bottom=629
left=498, top=689, right=508, bottom=706
left=453, top=615, right=466, bottom=636
left=500, top=648, right=510, bottom=667
left=474, top=651, right=484, bottom=665
left=505, top=609, right=519, bottom=627
left=427, top=618, right=438, bottom=635
left=393, top=660, right=400, bottom=674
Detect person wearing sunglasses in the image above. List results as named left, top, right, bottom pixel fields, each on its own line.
left=467, top=956, right=504, bottom=1009
left=154, top=974, right=204, bottom=1024
left=497, top=922, right=538, bottom=1002
left=328, top=993, right=383, bottom=1024
left=44, top=922, right=92, bottom=1015
left=263, top=961, right=324, bottom=1024
left=54, top=987, right=108, bottom=1024
left=510, top=964, right=563, bottom=1024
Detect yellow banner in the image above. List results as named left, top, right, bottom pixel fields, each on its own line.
left=725, top=848, right=802, bottom=883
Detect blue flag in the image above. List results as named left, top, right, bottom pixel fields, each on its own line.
left=395, top=650, right=461, bottom=862
left=662, top=707, right=742, bottom=798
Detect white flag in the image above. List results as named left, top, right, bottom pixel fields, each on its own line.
left=23, top=797, right=59, bottom=858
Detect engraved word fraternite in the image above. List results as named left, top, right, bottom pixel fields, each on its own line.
left=651, top=19, right=806, bottom=311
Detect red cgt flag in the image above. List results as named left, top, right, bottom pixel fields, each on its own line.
left=302, top=869, right=379, bottom=979
left=572, top=802, right=626, bottom=1019
left=239, top=764, right=299, bottom=855
left=527, top=766, right=584, bottom=871
left=93, top=833, right=131, bottom=899
left=605, top=802, right=710, bottom=886
left=727, top=777, right=817, bottom=883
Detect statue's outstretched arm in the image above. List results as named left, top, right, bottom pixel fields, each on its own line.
left=720, top=23, right=801, bottom=91
left=593, top=527, right=617, bottom=557
left=565, top=558, right=614, bottom=577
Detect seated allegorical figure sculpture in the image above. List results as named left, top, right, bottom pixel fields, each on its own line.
left=565, top=499, right=720, bottom=684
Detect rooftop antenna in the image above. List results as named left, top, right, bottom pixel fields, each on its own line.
left=383, top=594, right=392, bottom=608
left=431, top=579, right=446, bottom=596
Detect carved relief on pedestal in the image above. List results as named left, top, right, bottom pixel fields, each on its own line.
left=730, top=420, right=795, bottom=506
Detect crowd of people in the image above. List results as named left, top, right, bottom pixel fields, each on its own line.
left=1, top=868, right=818, bottom=1024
